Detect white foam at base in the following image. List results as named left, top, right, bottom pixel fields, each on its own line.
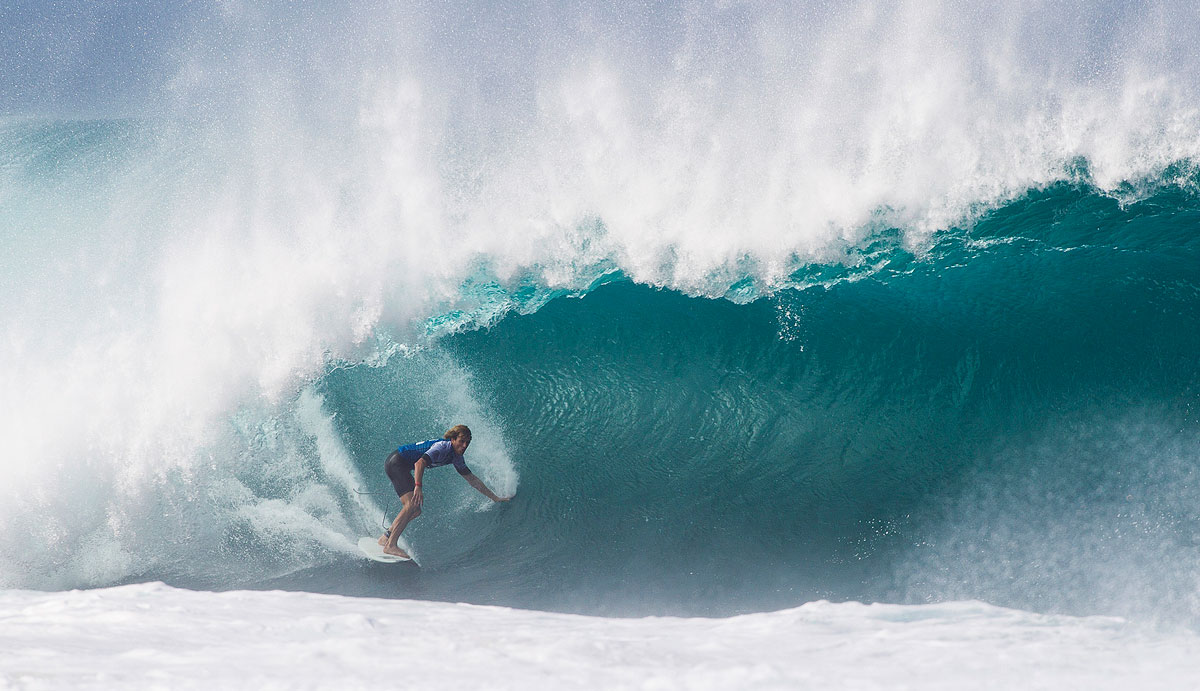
left=1, top=583, right=1196, bottom=690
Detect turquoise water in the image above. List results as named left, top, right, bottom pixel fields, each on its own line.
left=4, top=127, right=1199, bottom=623
left=4, top=0, right=1200, bottom=626
left=301, top=180, right=1200, bottom=617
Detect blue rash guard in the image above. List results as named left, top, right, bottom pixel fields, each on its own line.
left=384, top=439, right=472, bottom=501
left=396, top=439, right=471, bottom=475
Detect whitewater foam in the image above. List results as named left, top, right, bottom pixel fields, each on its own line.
left=3, top=583, right=1198, bottom=690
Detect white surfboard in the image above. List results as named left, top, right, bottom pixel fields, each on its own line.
left=358, top=536, right=412, bottom=563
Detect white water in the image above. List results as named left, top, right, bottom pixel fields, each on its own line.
left=2, top=583, right=1197, bottom=690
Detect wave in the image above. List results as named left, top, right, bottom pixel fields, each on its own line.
left=308, top=181, right=1200, bottom=617
left=2, top=0, right=1200, bottom=624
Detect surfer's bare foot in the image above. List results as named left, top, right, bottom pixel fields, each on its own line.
left=383, top=545, right=409, bottom=559
left=377, top=535, right=387, bottom=547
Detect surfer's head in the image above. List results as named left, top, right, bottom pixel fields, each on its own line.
left=445, top=424, right=472, bottom=454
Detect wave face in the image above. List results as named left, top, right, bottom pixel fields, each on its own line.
left=2, top=1, right=1200, bottom=622
left=309, top=180, right=1200, bottom=618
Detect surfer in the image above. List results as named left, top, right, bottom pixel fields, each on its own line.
left=377, top=425, right=510, bottom=559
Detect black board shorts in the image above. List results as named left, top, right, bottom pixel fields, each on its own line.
left=384, top=450, right=417, bottom=498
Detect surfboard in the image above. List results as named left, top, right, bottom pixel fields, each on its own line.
left=357, top=536, right=412, bottom=563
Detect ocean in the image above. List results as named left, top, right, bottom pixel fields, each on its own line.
left=3, top=1, right=1200, bottom=687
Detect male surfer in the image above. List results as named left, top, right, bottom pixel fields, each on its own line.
left=378, top=425, right=510, bottom=559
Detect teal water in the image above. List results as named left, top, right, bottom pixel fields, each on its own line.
left=293, top=180, right=1200, bottom=618
left=3, top=118, right=1198, bottom=623
left=5, top=0, right=1200, bottom=626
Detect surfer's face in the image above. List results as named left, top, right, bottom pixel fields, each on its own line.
left=452, top=436, right=470, bottom=455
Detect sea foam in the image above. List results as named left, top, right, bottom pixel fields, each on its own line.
left=2, top=583, right=1198, bottom=690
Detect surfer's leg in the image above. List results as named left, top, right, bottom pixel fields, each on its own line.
left=383, top=493, right=421, bottom=558
left=380, top=509, right=402, bottom=546
left=390, top=497, right=422, bottom=539
left=380, top=451, right=418, bottom=549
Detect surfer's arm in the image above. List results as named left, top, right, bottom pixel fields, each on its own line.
left=413, top=457, right=429, bottom=507
left=461, top=471, right=508, bottom=502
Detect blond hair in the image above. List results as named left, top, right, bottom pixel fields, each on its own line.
left=444, top=424, right=472, bottom=441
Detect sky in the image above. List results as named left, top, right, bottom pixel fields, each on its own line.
left=0, top=1, right=1192, bottom=120
left=0, top=0, right=687, bottom=118
left=0, top=0, right=206, bottom=116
